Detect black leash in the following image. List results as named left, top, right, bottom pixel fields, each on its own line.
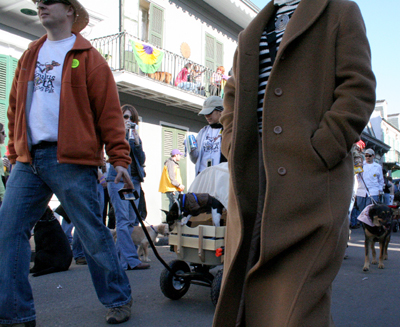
left=118, top=188, right=175, bottom=275
left=358, top=172, right=379, bottom=205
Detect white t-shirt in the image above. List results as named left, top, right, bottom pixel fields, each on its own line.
left=198, top=125, right=223, bottom=173
left=356, top=161, right=384, bottom=197
left=29, top=34, right=76, bottom=145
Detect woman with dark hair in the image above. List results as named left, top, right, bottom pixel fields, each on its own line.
left=106, top=104, right=149, bottom=270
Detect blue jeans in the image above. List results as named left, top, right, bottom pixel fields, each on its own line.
left=383, top=193, right=391, bottom=205
left=350, top=207, right=360, bottom=227
left=166, top=191, right=179, bottom=209
left=108, top=178, right=141, bottom=270
left=356, top=195, right=380, bottom=213
left=62, top=182, right=106, bottom=259
left=0, top=146, right=131, bottom=324
left=61, top=219, right=73, bottom=244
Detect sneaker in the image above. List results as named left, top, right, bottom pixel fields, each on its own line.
left=75, top=257, right=87, bottom=265
left=106, top=299, right=132, bottom=324
left=0, top=321, right=36, bottom=327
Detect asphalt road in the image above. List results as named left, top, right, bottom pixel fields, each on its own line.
left=28, top=227, right=400, bottom=327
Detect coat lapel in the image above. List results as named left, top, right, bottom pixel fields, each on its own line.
left=278, top=0, right=329, bottom=59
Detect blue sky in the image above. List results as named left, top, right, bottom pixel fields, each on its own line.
left=249, top=0, right=400, bottom=114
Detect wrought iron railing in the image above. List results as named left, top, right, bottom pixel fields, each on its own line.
left=90, top=31, right=227, bottom=98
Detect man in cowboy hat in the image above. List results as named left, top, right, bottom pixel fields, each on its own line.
left=0, top=1, right=135, bottom=326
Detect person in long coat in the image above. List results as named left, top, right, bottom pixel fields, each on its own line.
left=213, top=0, right=376, bottom=326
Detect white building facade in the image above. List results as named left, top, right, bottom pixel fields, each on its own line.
left=0, top=0, right=258, bottom=224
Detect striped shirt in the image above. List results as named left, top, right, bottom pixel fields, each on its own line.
left=257, top=0, right=301, bottom=133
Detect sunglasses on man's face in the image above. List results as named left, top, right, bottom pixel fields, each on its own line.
left=365, top=154, right=373, bottom=157
left=123, top=115, right=134, bottom=121
left=34, top=0, right=71, bottom=7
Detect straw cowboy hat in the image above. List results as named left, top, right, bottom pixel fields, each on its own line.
left=32, top=0, right=89, bottom=33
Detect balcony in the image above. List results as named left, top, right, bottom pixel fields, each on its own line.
left=90, top=32, right=226, bottom=113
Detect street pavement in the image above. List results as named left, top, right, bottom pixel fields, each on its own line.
left=29, top=227, right=400, bottom=327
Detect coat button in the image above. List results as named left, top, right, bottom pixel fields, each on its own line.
left=274, top=88, right=283, bottom=96
left=273, top=126, right=282, bottom=134
left=278, top=167, right=287, bottom=175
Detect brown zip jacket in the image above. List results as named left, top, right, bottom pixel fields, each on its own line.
left=7, top=33, right=131, bottom=168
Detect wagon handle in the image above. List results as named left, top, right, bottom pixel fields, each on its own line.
left=118, top=188, right=176, bottom=275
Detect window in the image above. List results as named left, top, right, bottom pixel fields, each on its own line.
left=205, top=33, right=223, bottom=71
left=161, top=125, right=187, bottom=211
left=0, top=55, right=18, bottom=145
left=149, top=3, right=164, bottom=47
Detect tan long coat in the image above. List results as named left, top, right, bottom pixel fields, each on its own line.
left=214, top=1, right=376, bottom=326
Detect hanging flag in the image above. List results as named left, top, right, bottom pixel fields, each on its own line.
left=130, top=40, right=164, bottom=74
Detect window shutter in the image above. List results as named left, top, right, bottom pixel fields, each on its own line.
left=163, top=128, right=173, bottom=158
left=161, top=126, right=187, bottom=211
left=0, top=55, right=17, bottom=144
left=216, top=41, right=223, bottom=68
left=149, top=4, right=164, bottom=47
left=205, top=34, right=215, bottom=70
left=0, top=56, right=7, bottom=127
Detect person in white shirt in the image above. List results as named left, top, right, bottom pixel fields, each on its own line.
left=189, top=96, right=227, bottom=175
left=356, top=148, right=384, bottom=211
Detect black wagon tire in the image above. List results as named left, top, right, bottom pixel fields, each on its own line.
left=211, top=269, right=223, bottom=306
left=160, top=260, right=191, bottom=300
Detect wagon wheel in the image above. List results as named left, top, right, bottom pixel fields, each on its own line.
left=211, top=269, right=223, bottom=306
left=160, top=260, right=191, bottom=300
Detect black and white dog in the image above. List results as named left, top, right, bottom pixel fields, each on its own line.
left=163, top=193, right=224, bottom=229
left=30, top=207, right=73, bottom=277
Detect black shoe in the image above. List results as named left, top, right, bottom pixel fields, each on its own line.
left=350, top=224, right=361, bottom=229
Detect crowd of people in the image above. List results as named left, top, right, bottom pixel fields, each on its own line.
left=174, top=62, right=230, bottom=97
left=0, top=0, right=380, bottom=327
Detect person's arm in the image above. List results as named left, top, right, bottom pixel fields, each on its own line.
left=86, top=51, right=133, bottom=188
left=87, top=53, right=131, bottom=169
left=378, top=168, right=385, bottom=192
left=310, top=2, right=376, bottom=170
left=166, top=160, right=181, bottom=188
left=189, top=129, right=203, bottom=164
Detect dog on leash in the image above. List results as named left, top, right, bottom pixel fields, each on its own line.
left=111, top=224, right=169, bottom=262
left=30, top=207, right=73, bottom=277
left=163, top=193, right=224, bottom=230
left=358, top=204, right=393, bottom=271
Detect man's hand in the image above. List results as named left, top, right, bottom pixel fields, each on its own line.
left=115, top=166, right=134, bottom=189
left=178, top=184, right=185, bottom=192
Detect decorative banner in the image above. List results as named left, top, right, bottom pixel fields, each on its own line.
left=130, top=40, right=164, bottom=74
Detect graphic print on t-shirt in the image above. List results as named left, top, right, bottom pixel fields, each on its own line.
left=202, top=134, right=221, bottom=154
left=34, top=60, right=61, bottom=93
